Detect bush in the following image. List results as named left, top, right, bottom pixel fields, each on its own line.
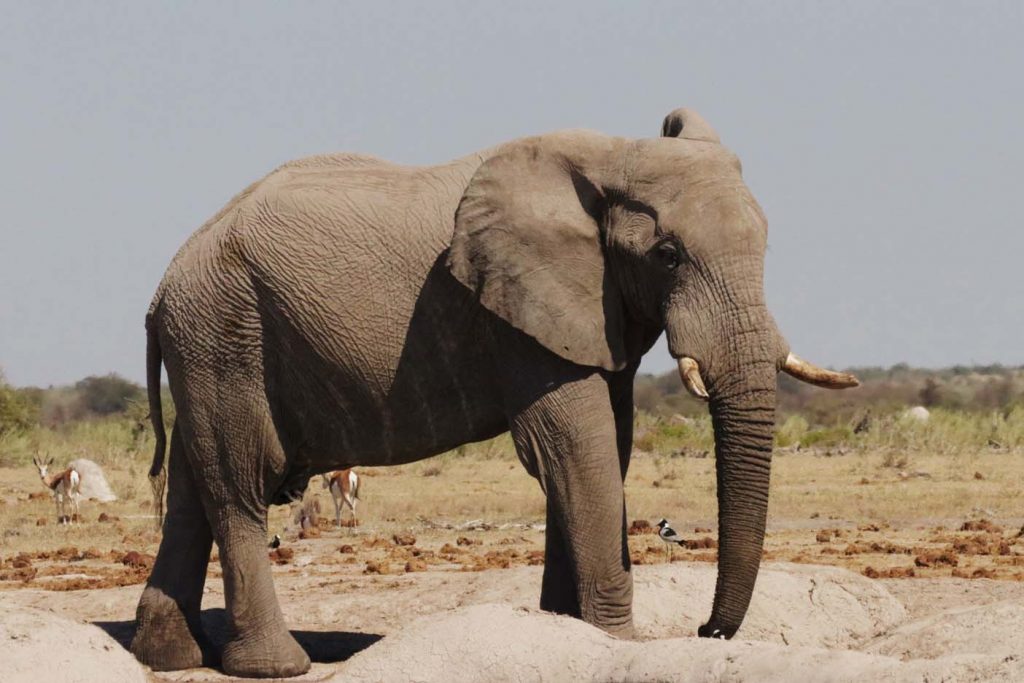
left=74, top=374, right=144, bottom=416
left=0, top=370, right=38, bottom=436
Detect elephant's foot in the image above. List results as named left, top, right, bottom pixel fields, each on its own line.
left=222, top=627, right=310, bottom=678
left=595, top=617, right=637, bottom=640
left=540, top=591, right=582, bottom=618
left=131, top=585, right=214, bottom=671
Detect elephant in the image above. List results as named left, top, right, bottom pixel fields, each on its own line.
left=130, top=107, right=857, bottom=677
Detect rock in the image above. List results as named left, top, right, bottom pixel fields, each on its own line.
left=901, top=406, right=930, bottom=423
left=68, top=458, right=118, bottom=502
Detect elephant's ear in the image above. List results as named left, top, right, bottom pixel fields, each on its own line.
left=447, top=133, right=628, bottom=371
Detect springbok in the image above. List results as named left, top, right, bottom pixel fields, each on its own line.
left=321, top=469, right=360, bottom=527
left=32, top=455, right=81, bottom=524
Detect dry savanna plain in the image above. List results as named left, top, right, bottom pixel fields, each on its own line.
left=3, top=397, right=1024, bottom=681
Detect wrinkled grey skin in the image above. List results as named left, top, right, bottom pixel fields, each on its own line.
left=132, top=109, right=816, bottom=677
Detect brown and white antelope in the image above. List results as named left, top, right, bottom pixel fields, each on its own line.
left=321, top=468, right=360, bottom=526
left=32, top=455, right=81, bottom=524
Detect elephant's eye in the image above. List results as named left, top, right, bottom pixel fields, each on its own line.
left=653, top=243, right=682, bottom=271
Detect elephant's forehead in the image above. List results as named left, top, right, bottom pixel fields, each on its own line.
left=652, top=174, right=769, bottom=251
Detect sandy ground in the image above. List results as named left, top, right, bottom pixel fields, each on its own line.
left=5, top=522, right=1024, bottom=682
left=4, top=451, right=1024, bottom=681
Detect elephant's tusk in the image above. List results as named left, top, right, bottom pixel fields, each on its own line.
left=677, top=357, right=709, bottom=401
left=781, top=352, right=859, bottom=389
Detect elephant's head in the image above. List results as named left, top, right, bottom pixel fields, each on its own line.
left=448, top=108, right=857, bottom=638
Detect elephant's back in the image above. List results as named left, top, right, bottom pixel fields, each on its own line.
left=151, top=151, right=473, bottom=311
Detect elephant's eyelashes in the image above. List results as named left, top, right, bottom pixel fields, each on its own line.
left=652, top=242, right=683, bottom=271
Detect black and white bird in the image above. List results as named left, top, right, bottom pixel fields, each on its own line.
left=268, top=534, right=281, bottom=549
left=657, top=519, right=685, bottom=562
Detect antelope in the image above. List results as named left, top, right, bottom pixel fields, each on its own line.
left=321, top=468, right=360, bottom=527
left=32, top=455, right=81, bottom=524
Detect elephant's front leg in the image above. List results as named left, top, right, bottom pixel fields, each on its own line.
left=508, top=370, right=634, bottom=637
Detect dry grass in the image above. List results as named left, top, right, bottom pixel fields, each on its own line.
left=3, top=412, right=1023, bottom=590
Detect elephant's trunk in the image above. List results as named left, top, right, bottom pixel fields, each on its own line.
left=665, top=269, right=782, bottom=639
left=700, top=360, right=777, bottom=638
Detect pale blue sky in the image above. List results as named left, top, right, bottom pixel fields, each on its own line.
left=1, top=2, right=1022, bottom=387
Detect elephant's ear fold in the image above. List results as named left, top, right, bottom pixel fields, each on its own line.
left=448, top=133, right=629, bottom=371
left=661, top=107, right=721, bottom=142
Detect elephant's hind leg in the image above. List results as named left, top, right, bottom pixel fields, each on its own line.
left=132, top=425, right=216, bottom=671
left=196, top=390, right=310, bottom=678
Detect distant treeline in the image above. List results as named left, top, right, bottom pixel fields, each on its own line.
left=0, top=370, right=169, bottom=436
left=2, top=364, right=1022, bottom=437
left=636, top=363, right=1024, bottom=423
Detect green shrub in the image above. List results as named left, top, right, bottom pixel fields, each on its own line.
left=775, top=414, right=809, bottom=447
left=799, top=425, right=854, bottom=449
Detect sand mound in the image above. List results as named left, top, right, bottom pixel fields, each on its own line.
left=633, top=562, right=905, bottom=647
left=5, top=562, right=1022, bottom=681
left=864, top=600, right=1024, bottom=660
left=1, top=607, right=146, bottom=683
left=335, top=604, right=1024, bottom=683
left=69, top=458, right=117, bottom=502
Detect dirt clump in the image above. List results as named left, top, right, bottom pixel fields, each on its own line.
left=299, top=526, right=321, bottom=539
left=628, top=519, right=654, bottom=535
left=439, top=543, right=465, bottom=556
left=97, top=512, right=119, bottom=523
left=863, top=566, right=916, bottom=578
left=11, top=553, right=33, bottom=568
left=0, top=566, right=38, bottom=582
left=120, top=550, right=154, bottom=570
left=951, top=534, right=1011, bottom=556
left=269, top=547, right=294, bottom=565
left=392, top=533, right=416, bottom=546
left=456, top=536, right=480, bottom=546
left=35, top=517, right=47, bottom=526
left=339, top=544, right=355, bottom=554
left=405, top=559, right=428, bottom=573
left=364, top=561, right=391, bottom=575
left=952, top=567, right=997, bottom=579
left=914, top=550, right=959, bottom=567
left=815, top=528, right=847, bottom=543
left=681, top=536, right=717, bottom=550
left=844, top=541, right=911, bottom=556
left=960, top=519, right=1003, bottom=533
left=462, top=549, right=519, bottom=572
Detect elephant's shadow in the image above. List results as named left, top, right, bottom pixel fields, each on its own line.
left=94, top=609, right=383, bottom=669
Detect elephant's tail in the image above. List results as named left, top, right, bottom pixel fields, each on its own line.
left=146, top=312, right=167, bottom=528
